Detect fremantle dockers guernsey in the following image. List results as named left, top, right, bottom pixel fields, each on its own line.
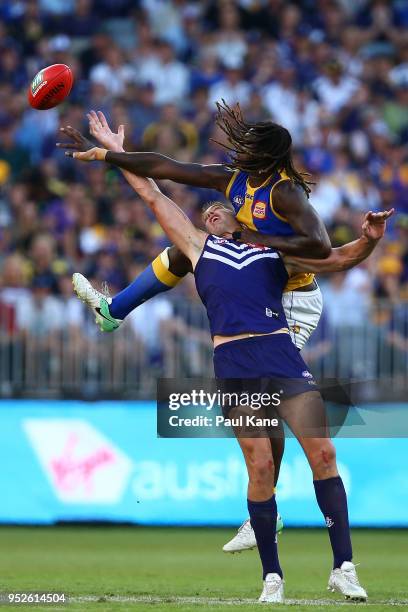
left=194, top=235, right=289, bottom=337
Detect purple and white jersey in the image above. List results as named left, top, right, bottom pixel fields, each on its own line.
left=194, top=235, right=289, bottom=337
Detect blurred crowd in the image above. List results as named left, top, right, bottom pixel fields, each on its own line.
left=0, top=0, right=408, bottom=391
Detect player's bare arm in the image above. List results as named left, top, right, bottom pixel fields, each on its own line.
left=58, top=110, right=231, bottom=191
left=69, top=147, right=206, bottom=267
left=58, top=115, right=196, bottom=276
left=64, top=111, right=179, bottom=212
left=106, top=151, right=231, bottom=191
left=58, top=112, right=330, bottom=261
left=284, top=209, right=394, bottom=275
left=236, top=181, right=332, bottom=259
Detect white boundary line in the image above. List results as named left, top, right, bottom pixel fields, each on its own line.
left=70, top=595, right=408, bottom=606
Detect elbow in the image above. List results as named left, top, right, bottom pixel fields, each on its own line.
left=308, top=239, right=332, bottom=259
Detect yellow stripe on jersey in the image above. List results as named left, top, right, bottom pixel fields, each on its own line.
left=236, top=198, right=257, bottom=230
left=225, top=169, right=239, bottom=200
left=269, top=172, right=315, bottom=291
left=270, top=170, right=290, bottom=222
left=285, top=272, right=315, bottom=292
left=236, top=173, right=274, bottom=231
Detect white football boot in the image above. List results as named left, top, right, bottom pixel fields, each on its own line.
left=258, top=573, right=284, bottom=603
left=222, top=514, right=283, bottom=553
left=328, top=561, right=367, bottom=601
left=72, top=273, right=122, bottom=332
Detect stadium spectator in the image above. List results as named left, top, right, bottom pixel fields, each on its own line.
left=320, top=270, right=372, bottom=328
left=135, top=40, right=190, bottom=106
left=128, top=295, right=174, bottom=372
left=90, top=44, right=136, bottom=97
left=0, top=0, right=407, bottom=394
left=208, top=65, right=251, bottom=108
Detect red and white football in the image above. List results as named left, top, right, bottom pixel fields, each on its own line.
left=28, top=64, right=73, bottom=110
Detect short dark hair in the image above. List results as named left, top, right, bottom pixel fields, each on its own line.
left=212, top=100, right=314, bottom=197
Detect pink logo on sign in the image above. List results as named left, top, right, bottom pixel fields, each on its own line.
left=23, top=419, right=133, bottom=504
left=51, top=433, right=115, bottom=494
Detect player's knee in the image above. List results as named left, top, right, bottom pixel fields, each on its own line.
left=247, top=454, right=275, bottom=487
left=308, top=441, right=336, bottom=477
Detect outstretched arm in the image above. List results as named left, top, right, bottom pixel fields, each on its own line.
left=106, top=150, right=231, bottom=191
left=59, top=112, right=169, bottom=202
left=69, top=147, right=207, bottom=266
left=58, top=110, right=231, bottom=191
left=284, top=210, right=394, bottom=274
left=236, top=181, right=332, bottom=259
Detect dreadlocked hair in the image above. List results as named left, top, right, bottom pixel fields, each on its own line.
left=212, top=100, right=314, bottom=197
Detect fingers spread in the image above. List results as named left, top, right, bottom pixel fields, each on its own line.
left=88, top=111, right=99, bottom=134
left=90, top=110, right=102, bottom=130
left=97, top=111, right=109, bottom=129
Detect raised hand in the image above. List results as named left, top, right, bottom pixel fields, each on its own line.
left=56, top=125, right=95, bottom=152
left=65, top=147, right=107, bottom=162
left=87, top=110, right=125, bottom=152
left=362, top=209, right=394, bottom=241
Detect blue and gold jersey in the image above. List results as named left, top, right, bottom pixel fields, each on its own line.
left=225, top=170, right=314, bottom=291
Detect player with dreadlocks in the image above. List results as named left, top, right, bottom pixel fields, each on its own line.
left=58, top=101, right=331, bottom=552
left=213, top=101, right=313, bottom=196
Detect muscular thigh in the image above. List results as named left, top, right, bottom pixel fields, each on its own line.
left=276, top=390, right=336, bottom=474
left=168, top=245, right=192, bottom=276
left=277, top=390, right=329, bottom=439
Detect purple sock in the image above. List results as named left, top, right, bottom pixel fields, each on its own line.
left=247, top=495, right=283, bottom=579
left=314, top=476, right=352, bottom=569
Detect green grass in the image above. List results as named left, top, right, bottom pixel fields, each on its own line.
left=0, top=527, right=406, bottom=611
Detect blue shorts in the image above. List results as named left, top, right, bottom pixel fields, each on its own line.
left=214, top=333, right=317, bottom=408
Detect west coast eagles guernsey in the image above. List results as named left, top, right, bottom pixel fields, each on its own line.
left=226, top=170, right=314, bottom=292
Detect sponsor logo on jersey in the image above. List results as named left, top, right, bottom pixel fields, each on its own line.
left=23, top=419, right=133, bottom=504
left=212, top=238, right=228, bottom=244
left=233, top=195, right=244, bottom=207
left=302, top=370, right=313, bottom=378
left=253, top=201, right=267, bottom=219
left=245, top=192, right=254, bottom=200
left=266, top=308, right=279, bottom=319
